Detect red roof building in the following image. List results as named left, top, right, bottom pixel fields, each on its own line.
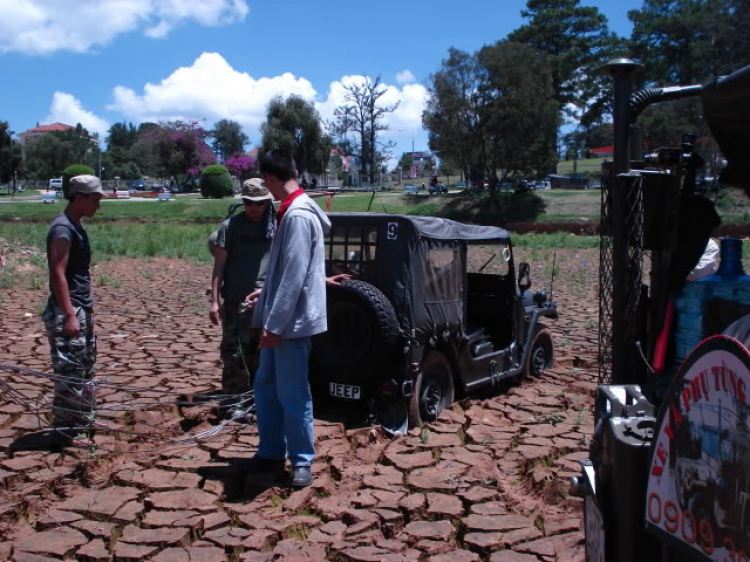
left=19, top=122, right=74, bottom=145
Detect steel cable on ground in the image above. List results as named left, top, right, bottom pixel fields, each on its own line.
left=0, top=364, right=256, bottom=453
left=0, top=365, right=254, bottom=413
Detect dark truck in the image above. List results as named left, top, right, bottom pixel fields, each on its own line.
left=310, top=213, right=558, bottom=432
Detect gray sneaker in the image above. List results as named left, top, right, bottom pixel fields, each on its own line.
left=292, top=466, right=313, bottom=488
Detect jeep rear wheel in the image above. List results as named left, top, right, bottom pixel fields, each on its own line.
left=312, top=280, right=399, bottom=390
left=408, top=351, right=454, bottom=428
left=525, top=325, right=553, bottom=378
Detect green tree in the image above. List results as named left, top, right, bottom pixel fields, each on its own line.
left=396, top=152, right=412, bottom=171
left=200, top=164, right=233, bottom=199
left=102, top=148, right=141, bottom=180
left=626, top=0, right=750, bottom=149
left=509, top=0, right=621, bottom=128
left=423, top=48, right=484, bottom=186
left=101, top=122, right=141, bottom=180
left=106, top=122, right=138, bottom=151
left=423, top=43, right=559, bottom=190
left=22, top=134, right=66, bottom=180
left=23, top=125, right=97, bottom=181
left=211, top=119, right=248, bottom=161
left=130, top=121, right=215, bottom=182
left=563, top=123, right=614, bottom=158
left=335, top=76, right=399, bottom=185
left=0, top=122, right=22, bottom=192
left=478, top=41, right=560, bottom=182
left=630, top=0, right=750, bottom=86
left=260, top=95, right=331, bottom=176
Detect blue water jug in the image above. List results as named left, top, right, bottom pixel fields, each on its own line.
left=673, top=238, right=750, bottom=369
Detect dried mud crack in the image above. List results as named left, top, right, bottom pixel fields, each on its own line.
left=0, top=248, right=600, bottom=561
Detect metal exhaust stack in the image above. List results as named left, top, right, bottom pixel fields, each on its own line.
left=597, top=59, right=643, bottom=385
left=599, top=58, right=643, bottom=174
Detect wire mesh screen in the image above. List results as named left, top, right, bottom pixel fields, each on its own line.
left=599, top=174, right=614, bottom=383
left=598, top=173, right=645, bottom=384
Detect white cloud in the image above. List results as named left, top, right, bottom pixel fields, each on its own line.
left=395, top=69, right=416, bottom=85
left=45, top=92, right=110, bottom=141
left=107, top=54, right=430, bottom=145
left=0, top=0, right=249, bottom=55
left=109, top=52, right=317, bottom=132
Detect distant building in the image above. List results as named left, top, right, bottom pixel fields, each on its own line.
left=18, top=122, right=75, bottom=146
left=398, top=151, right=436, bottom=179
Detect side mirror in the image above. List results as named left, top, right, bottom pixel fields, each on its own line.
left=518, top=262, right=531, bottom=292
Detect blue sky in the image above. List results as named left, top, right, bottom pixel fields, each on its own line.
left=0, top=0, right=643, bottom=161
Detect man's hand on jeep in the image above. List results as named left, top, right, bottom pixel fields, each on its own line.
left=326, top=274, right=351, bottom=286
left=260, top=329, right=280, bottom=349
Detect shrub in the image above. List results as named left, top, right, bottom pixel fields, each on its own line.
left=62, top=164, right=95, bottom=199
left=200, top=165, right=233, bottom=199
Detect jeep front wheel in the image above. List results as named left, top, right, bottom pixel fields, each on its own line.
left=408, top=351, right=455, bottom=428
left=525, top=326, right=554, bottom=378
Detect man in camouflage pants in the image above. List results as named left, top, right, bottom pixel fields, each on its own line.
left=44, top=175, right=103, bottom=446
left=209, top=179, right=274, bottom=417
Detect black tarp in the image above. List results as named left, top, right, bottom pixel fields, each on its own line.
left=326, top=213, right=510, bottom=341
left=407, top=216, right=509, bottom=242
left=702, top=64, right=750, bottom=185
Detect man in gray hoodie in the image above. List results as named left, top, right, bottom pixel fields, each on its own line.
left=249, top=149, right=331, bottom=488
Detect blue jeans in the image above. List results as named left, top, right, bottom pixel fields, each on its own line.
left=253, top=337, right=314, bottom=467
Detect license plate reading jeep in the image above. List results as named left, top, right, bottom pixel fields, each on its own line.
left=329, top=383, right=361, bottom=400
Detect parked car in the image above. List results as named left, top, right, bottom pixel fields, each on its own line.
left=131, top=179, right=146, bottom=190
left=48, top=178, right=63, bottom=190
left=455, top=183, right=467, bottom=190
left=428, top=183, right=448, bottom=195
left=311, top=213, right=558, bottom=432
left=515, top=179, right=533, bottom=194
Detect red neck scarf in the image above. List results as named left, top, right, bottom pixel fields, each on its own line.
left=276, top=188, right=305, bottom=226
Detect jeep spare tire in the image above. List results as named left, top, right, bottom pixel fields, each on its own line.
left=312, top=280, right=399, bottom=391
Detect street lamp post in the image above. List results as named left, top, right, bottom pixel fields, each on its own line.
left=397, top=129, right=416, bottom=181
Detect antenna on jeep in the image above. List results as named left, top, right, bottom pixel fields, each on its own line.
left=366, top=190, right=376, bottom=212
left=549, top=252, right=557, bottom=302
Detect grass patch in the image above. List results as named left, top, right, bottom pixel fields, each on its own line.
left=26, top=271, right=45, bottom=290
left=0, top=197, right=235, bottom=221
left=715, top=187, right=750, bottom=225
left=0, top=264, right=47, bottom=290
left=0, top=189, right=42, bottom=198
left=0, top=219, right=597, bottom=268
left=96, top=274, right=122, bottom=288
left=0, top=266, right=20, bottom=289
left=3, top=186, right=748, bottom=227
left=514, top=232, right=598, bottom=249
left=0, top=221, right=215, bottom=265
left=557, top=157, right=607, bottom=175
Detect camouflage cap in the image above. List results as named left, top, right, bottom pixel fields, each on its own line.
left=241, top=178, right=272, bottom=201
left=69, top=175, right=103, bottom=196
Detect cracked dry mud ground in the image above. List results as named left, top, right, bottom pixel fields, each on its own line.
left=0, top=247, right=599, bottom=562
